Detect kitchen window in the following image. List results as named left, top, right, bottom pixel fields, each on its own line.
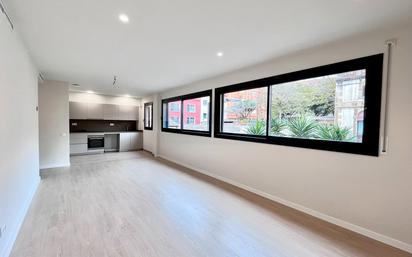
left=163, top=100, right=181, bottom=129
left=214, top=54, right=384, bottom=156
left=162, top=90, right=212, bottom=137
left=144, top=102, right=153, bottom=130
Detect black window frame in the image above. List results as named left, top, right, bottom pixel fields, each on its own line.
left=214, top=54, right=384, bottom=156
left=143, top=102, right=153, bottom=130
left=162, top=89, right=212, bottom=137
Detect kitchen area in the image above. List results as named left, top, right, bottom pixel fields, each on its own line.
left=69, top=94, right=143, bottom=155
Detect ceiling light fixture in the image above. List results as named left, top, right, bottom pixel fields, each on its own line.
left=72, top=83, right=81, bottom=87
left=216, top=51, right=224, bottom=57
left=124, top=94, right=131, bottom=98
left=118, top=14, right=129, bottom=24
left=86, top=90, right=94, bottom=94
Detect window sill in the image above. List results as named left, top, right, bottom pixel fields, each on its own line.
left=214, top=132, right=379, bottom=156
left=161, top=128, right=211, bottom=137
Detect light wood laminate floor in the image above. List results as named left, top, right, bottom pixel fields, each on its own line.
left=11, top=151, right=411, bottom=257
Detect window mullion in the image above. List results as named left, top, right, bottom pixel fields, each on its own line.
left=266, top=85, right=271, bottom=137
left=220, top=94, right=223, bottom=133
left=180, top=99, right=184, bottom=131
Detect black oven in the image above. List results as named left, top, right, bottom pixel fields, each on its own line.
left=88, top=135, right=104, bottom=150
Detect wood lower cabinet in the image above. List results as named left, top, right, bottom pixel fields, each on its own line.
left=129, top=133, right=141, bottom=151
left=70, top=132, right=142, bottom=155
left=70, top=133, right=87, bottom=144
left=119, top=133, right=131, bottom=152
left=70, top=133, right=88, bottom=155
left=70, top=144, right=88, bottom=155
left=119, top=132, right=142, bottom=152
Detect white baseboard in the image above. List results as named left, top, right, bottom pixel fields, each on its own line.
left=158, top=155, right=412, bottom=254
left=0, top=175, right=40, bottom=257
left=40, top=162, right=70, bottom=170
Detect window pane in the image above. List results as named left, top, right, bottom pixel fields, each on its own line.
left=222, top=87, right=268, bottom=135
left=270, top=69, right=365, bottom=143
left=144, top=104, right=152, bottom=128
left=183, top=96, right=210, bottom=131
left=164, top=100, right=181, bottom=129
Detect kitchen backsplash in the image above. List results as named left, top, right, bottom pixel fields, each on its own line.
left=70, top=119, right=137, bottom=132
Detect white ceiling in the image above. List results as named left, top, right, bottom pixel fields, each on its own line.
left=5, top=0, right=412, bottom=97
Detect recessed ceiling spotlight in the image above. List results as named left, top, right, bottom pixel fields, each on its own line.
left=72, top=83, right=81, bottom=87
left=216, top=51, right=224, bottom=57
left=118, top=14, right=130, bottom=24
left=124, top=94, right=131, bottom=98
left=86, top=90, right=94, bottom=94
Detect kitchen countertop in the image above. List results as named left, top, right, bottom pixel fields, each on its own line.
left=70, top=130, right=143, bottom=134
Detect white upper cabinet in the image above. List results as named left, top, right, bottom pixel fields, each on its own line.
left=70, top=102, right=138, bottom=121
left=118, top=105, right=138, bottom=121
left=129, top=106, right=138, bottom=120
left=87, top=103, right=104, bottom=120
left=69, top=102, right=88, bottom=119
left=103, top=104, right=119, bottom=120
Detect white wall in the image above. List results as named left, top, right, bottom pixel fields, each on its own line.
left=158, top=23, right=412, bottom=252
left=0, top=17, right=40, bottom=257
left=39, top=81, right=70, bottom=169
left=140, top=95, right=159, bottom=155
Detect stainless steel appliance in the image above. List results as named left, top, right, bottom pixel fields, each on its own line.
left=88, top=135, right=104, bottom=150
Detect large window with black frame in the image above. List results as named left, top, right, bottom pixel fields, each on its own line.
left=162, top=90, right=212, bottom=137
left=144, top=102, right=153, bottom=130
left=214, top=54, right=383, bottom=156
